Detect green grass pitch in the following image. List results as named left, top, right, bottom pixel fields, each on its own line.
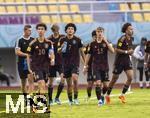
left=0, top=88, right=150, bottom=118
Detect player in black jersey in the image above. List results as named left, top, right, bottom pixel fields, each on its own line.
left=84, top=30, right=96, bottom=102
left=106, top=23, right=134, bottom=104
left=15, top=25, right=34, bottom=102
left=58, top=23, right=85, bottom=105
left=47, top=24, right=65, bottom=105
left=144, top=40, right=150, bottom=85
left=84, top=27, right=114, bottom=106
left=27, top=23, right=54, bottom=113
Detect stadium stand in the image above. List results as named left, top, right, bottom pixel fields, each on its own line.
left=131, top=3, right=143, bottom=22
left=0, top=0, right=150, bottom=24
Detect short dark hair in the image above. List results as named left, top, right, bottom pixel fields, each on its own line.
left=141, top=37, right=147, bottom=41
left=96, top=27, right=104, bottom=31
left=92, top=30, right=96, bottom=37
left=65, top=23, right=77, bottom=32
left=24, top=24, right=31, bottom=31
left=121, top=23, right=132, bottom=33
left=36, top=23, right=47, bottom=30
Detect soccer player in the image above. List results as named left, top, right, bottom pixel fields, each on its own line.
left=27, top=23, right=54, bottom=113
left=15, top=25, right=34, bottom=101
left=47, top=24, right=65, bottom=105
left=133, top=37, right=149, bottom=88
left=83, top=27, right=114, bottom=106
left=144, top=40, right=150, bottom=86
left=106, top=23, right=134, bottom=104
left=84, top=30, right=96, bottom=101
left=58, top=23, right=85, bottom=105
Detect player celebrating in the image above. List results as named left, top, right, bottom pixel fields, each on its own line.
left=15, top=25, right=34, bottom=102
left=47, top=24, right=65, bottom=105
left=27, top=23, right=54, bottom=113
left=58, top=23, right=85, bottom=105
left=84, top=27, right=114, bottom=106
left=106, top=23, right=134, bottom=104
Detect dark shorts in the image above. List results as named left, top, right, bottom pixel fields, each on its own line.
left=93, top=69, right=109, bottom=82
left=87, top=68, right=94, bottom=82
left=48, top=65, right=63, bottom=77
left=113, top=62, right=133, bottom=75
left=33, top=70, right=48, bottom=82
left=64, top=64, right=79, bottom=78
left=18, top=63, right=29, bottom=79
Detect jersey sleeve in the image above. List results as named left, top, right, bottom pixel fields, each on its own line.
left=15, top=38, right=21, bottom=49
left=78, top=38, right=83, bottom=48
left=116, top=37, right=125, bottom=49
left=27, top=42, right=34, bottom=55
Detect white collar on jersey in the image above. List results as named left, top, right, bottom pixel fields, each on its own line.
left=22, top=35, right=31, bottom=40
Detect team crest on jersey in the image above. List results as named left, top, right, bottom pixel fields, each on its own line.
left=45, top=44, right=48, bottom=49
left=73, top=40, right=76, bottom=44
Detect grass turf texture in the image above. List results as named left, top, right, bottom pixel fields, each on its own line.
left=0, top=88, right=150, bottom=118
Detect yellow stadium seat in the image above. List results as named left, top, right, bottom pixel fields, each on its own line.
left=17, top=6, right=24, bottom=13
left=41, top=15, right=51, bottom=24
left=59, top=5, right=69, bottom=12
left=142, top=3, right=150, bottom=10
left=58, top=0, right=66, bottom=2
left=15, top=0, right=24, bottom=2
left=38, top=5, right=48, bottom=13
left=27, top=6, right=37, bottom=13
left=7, top=6, right=17, bottom=13
left=131, top=3, right=141, bottom=10
left=72, top=15, right=82, bottom=23
left=5, top=0, right=14, bottom=2
left=131, top=3, right=143, bottom=22
left=0, top=6, right=6, bottom=13
left=51, top=15, right=61, bottom=23
left=70, top=4, right=79, bottom=13
left=48, top=5, right=58, bottom=12
left=47, top=0, right=56, bottom=2
left=132, top=13, right=143, bottom=22
left=0, top=0, right=4, bottom=3
left=37, top=0, right=46, bottom=2
left=62, top=15, right=72, bottom=23
left=143, top=13, right=150, bottom=22
left=83, top=14, right=93, bottom=23
left=26, top=0, right=35, bottom=2
left=119, top=4, right=129, bottom=11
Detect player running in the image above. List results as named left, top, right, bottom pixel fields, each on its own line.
left=106, top=23, right=134, bottom=104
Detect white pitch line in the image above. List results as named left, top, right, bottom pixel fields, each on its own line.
left=0, top=91, right=133, bottom=113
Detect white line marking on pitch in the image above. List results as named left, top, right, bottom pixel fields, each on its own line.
left=0, top=91, right=133, bottom=113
